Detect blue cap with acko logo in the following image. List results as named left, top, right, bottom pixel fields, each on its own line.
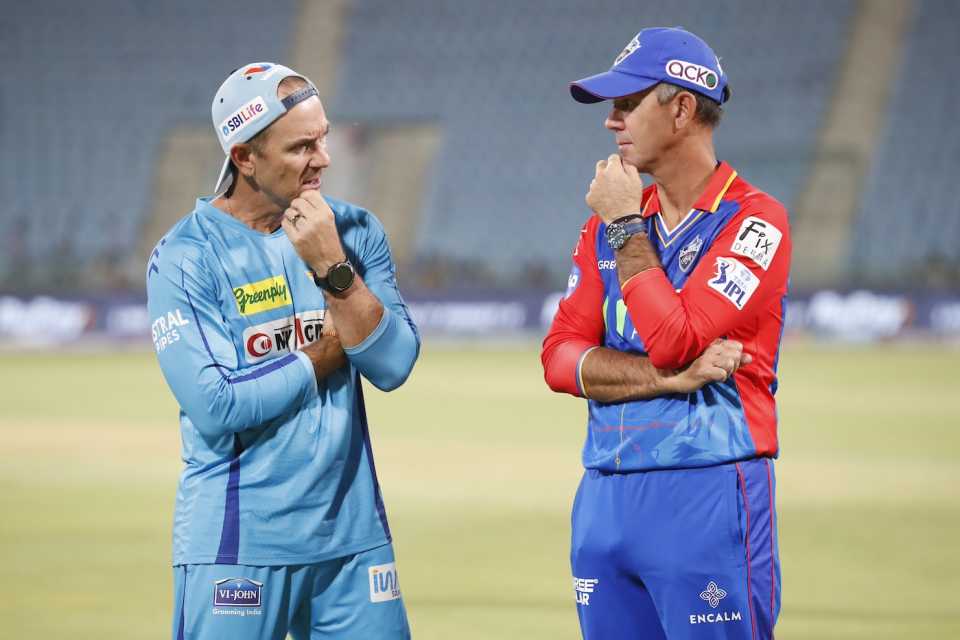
left=570, top=27, right=730, bottom=105
left=211, top=62, right=319, bottom=193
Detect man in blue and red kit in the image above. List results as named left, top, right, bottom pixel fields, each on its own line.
left=542, top=28, right=791, bottom=640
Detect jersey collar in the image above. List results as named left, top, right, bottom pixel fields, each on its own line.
left=197, top=196, right=287, bottom=238
left=640, top=161, right=738, bottom=217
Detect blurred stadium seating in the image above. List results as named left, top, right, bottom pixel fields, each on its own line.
left=0, top=0, right=297, bottom=290
left=2, top=0, right=957, bottom=293
left=851, top=0, right=960, bottom=288
left=333, top=0, right=855, bottom=286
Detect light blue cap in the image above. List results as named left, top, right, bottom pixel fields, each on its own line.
left=211, top=62, right=318, bottom=192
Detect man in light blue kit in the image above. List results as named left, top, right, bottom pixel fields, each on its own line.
left=147, top=62, right=420, bottom=639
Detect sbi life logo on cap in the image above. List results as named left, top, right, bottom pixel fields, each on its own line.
left=666, top=59, right=719, bottom=91
left=220, top=96, right=269, bottom=140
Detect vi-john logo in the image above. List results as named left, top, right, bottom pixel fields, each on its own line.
left=212, top=577, right=263, bottom=617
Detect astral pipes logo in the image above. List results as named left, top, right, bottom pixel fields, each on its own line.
left=666, top=59, right=719, bottom=91
left=220, top=96, right=269, bottom=139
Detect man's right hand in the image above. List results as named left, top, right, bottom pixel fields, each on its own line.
left=666, top=339, right=752, bottom=394
left=300, top=333, right=347, bottom=381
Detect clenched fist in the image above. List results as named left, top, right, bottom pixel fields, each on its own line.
left=281, top=190, right=347, bottom=273
left=585, top=154, right=645, bottom=222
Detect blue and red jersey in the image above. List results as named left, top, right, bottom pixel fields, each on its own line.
left=542, top=162, right=791, bottom=471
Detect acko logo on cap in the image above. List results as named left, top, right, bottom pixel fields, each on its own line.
left=665, top=59, right=719, bottom=91
left=220, top=96, right=269, bottom=139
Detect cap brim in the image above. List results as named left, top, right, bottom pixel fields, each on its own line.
left=213, top=156, right=232, bottom=194
left=570, top=70, right=659, bottom=103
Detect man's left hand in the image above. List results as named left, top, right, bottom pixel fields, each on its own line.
left=586, top=154, right=644, bottom=222
left=282, top=191, right=347, bottom=273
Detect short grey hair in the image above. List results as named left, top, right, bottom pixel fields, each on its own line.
left=655, top=83, right=723, bottom=128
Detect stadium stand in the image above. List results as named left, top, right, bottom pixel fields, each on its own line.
left=789, top=0, right=913, bottom=290
left=332, top=0, right=855, bottom=286
left=0, top=0, right=297, bottom=291
left=8, top=0, right=911, bottom=292
left=851, top=0, right=960, bottom=288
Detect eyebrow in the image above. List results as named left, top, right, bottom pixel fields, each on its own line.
left=286, top=124, right=330, bottom=148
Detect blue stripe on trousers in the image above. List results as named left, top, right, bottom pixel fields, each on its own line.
left=736, top=458, right=780, bottom=640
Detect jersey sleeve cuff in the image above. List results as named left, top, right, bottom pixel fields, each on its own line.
left=576, top=346, right=600, bottom=398
left=343, top=306, right=392, bottom=357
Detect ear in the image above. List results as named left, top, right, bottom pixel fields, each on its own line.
left=673, top=91, right=699, bottom=131
left=231, top=143, right=257, bottom=178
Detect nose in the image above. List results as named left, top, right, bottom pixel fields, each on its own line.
left=310, top=145, right=331, bottom=170
left=605, top=105, right=624, bottom=132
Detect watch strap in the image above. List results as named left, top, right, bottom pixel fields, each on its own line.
left=611, top=213, right=644, bottom=225
left=621, top=221, right=649, bottom=236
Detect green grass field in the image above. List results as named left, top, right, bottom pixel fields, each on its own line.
left=2, top=341, right=958, bottom=639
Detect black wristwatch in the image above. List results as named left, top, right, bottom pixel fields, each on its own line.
left=605, top=214, right=648, bottom=250
left=313, top=260, right=356, bottom=294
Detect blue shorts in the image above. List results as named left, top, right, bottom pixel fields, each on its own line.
left=172, top=543, right=409, bottom=640
left=570, top=458, right=780, bottom=640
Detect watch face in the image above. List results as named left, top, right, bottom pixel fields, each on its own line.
left=606, top=223, right=626, bottom=250
left=328, top=263, right=355, bottom=291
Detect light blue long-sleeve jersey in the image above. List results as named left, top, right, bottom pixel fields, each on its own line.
left=146, top=195, right=419, bottom=566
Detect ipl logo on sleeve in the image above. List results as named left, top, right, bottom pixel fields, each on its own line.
left=708, top=257, right=759, bottom=310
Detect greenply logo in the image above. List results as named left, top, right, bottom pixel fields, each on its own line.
left=233, top=276, right=290, bottom=316
left=666, top=59, right=719, bottom=91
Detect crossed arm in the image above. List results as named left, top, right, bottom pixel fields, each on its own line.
left=541, top=214, right=749, bottom=403
left=578, top=340, right=749, bottom=403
